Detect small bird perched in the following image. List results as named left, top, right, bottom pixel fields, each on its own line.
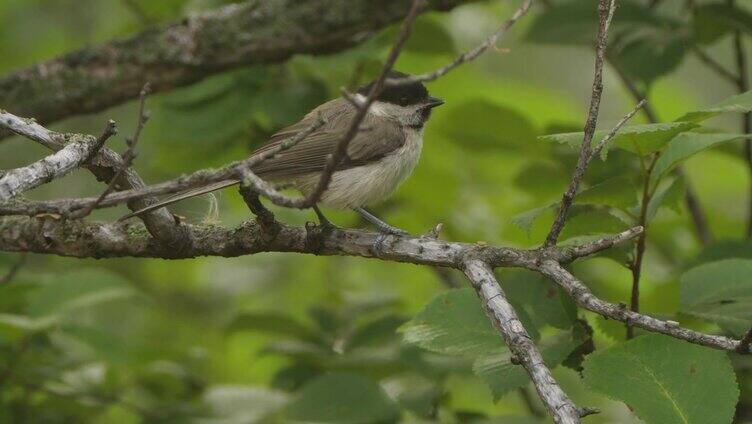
left=123, top=71, right=443, bottom=234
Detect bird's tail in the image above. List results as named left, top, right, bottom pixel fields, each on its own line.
left=118, top=179, right=240, bottom=221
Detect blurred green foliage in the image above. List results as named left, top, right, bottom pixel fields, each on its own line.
left=2, top=0, right=752, bottom=423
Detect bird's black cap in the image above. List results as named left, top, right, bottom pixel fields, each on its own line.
left=357, top=71, right=431, bottom=107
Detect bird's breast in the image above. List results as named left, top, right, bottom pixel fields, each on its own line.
left=296, top=130, right=424, bottom=209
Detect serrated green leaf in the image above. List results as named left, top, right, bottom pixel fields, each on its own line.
left=680, top=259, right=752, bottom=336
left=398, top=289, right=508, bottom=357
left=284, top=372, right=400, bottom=424
left=583, top=334, right=738, bottom=424
left=650, top=133, right=745, bottom=185
left=475, top=330, right=585, bottom=400
left=679, top=90, right=752, bottom=122
left=539, top=122, right=697, bottom=156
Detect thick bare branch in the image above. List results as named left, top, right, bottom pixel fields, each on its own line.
left=545, top=0, right=616, bottom=247
left=0, top=110, right=190, bottom=250
left=0, top=128, right=113, bottom=201
left=0, top=0, right=468, bottom=140
left=536, top=260, right=749, bottom=354
left=462, top=259, right=585, bottom=423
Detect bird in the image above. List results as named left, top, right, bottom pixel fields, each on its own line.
left=122, top=71, right=444, bottom=235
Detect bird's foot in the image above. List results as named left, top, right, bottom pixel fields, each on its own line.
left=373, top=221, right=410, bottom=236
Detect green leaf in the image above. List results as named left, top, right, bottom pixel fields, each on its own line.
left=438, top=100, right=540, bottom=152
left=691, top=240, right=752, bottom=267
left=399, top=289, right=581, bottom=399
left=523, top=0, right=661, bottom=46
left=679, top=90, right=752, bottom=122
left=284, top=372, right=400, bottom=424
left=226, top=311, right=314, bottom=339
left=398, top=289, right=507, bottom=357
left=511, top=204, right=557, bottom=234
left=202, top=385, right=290, bottom=424
left=610, top=29, right=688, bottom=86
left=381, top=374, right=442, bottom=418
left=583, top=334, right=738, bottom=424
left=560, top=205, right=631, bottom=240
left=577, top=176, right=637, bottom=211
left=692, top=3, right=752, bottom=44
left=347, top=315, right=406, bottom=350
left=539, top=122, right=697, bottom=156
left=646, top=176, right=685, bottom=221
left=502, top=270, right=577, bottom=330
left=650, top=133, right=745, bottom=185
left=0, top=313, right=57, bottom=343
left=680, top=259, right=752, bottom=336
left=475, top=330, right=585, bottom=400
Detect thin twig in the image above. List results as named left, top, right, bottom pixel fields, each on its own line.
left=545, top=0, right=617, bottom=247
left=388, top=0, right=533, bottom=86
left=537, top=260, right=750, bottom=353
left=0, top=110, right=189, bottom=249
left=607, top=54, right=713, bottom=244
left=590, top=99, right=647, bottom=160
left=73, top=84, right=150, bottom=219
left=627, top=153, right=659, bottom=339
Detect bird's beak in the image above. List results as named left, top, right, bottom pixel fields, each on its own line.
left=424, top=96, right=444, bottom=108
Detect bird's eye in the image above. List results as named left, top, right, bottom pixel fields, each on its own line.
left=399, top=96, right=409, bottom=106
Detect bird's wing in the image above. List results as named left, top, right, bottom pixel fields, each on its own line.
left=251, top=99, right=406, bottom=179
left=119, top=99, right=406, bottom=220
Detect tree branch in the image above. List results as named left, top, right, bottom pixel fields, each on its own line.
left=0, top=129, right=112, bottom=201
left=388, top=0, right=533, bottom=86
left=536, top=260, right=750, bottom=354
left=0, top=112, right=190, bottom=250
left=461, top=259, right=586, bottom=423
left=0, top=214, right=643, bottom=267
left=0, top=0, right=468, bottom=141
left=545, top=0, right=616, bottom=247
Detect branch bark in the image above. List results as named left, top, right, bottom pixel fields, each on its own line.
left=0, top=111, right=190, bottom=250
left=536, top=260, right=750, bottom=354
left=545, top=0, right=616, bottom=247
left=462, top=259, right=585, bottom=423
left=0, top=0, right=467, bottom=140
left=0, top=131, right=107, bottom=201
